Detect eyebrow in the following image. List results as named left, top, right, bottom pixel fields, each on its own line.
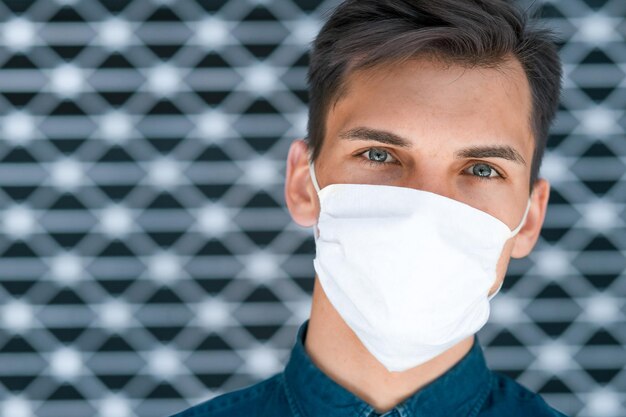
left=339, top=127, right=412, bottom=148
left=339, top=126, right=526, bottom=166
left=455, top=145, right=527, bottom=166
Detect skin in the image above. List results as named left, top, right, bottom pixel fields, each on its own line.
left=284, top=54, right=550, bottom=413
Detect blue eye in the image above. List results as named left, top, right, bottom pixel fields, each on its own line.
left=468, top=163, right=501, bottom=180
left=361, top=148, right=397, bottom=164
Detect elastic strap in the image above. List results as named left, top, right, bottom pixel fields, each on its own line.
left=488, top=280, right=504, bottom=301
left=510, top=198, right=532, bottom=237
left=308, top=159, right=321, bottom=193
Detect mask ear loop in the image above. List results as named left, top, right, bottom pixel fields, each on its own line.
left=308, top=158, right=322, bottom=239
left=491, top=196, right=534, bottom=300
left=488, top=281, right=504, bottom=301
left=509, top=197, right=532, bottom=238
left=308, top=158, right=321, bottom=193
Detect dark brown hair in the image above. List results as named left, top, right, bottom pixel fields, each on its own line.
left=306, top=0, right=563, bottom=189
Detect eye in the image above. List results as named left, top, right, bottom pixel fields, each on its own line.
left=465, top=163, right=502, bottom=180
left=359, top=148, right=397, bottom=165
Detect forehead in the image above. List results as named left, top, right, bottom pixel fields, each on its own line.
left=338, top=54, right=531, bottom=111
left=326, top=55, right=534, bottom=156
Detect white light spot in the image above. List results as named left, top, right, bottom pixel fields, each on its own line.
left=99, top=19, right=132, bottom=50
left=581, top=200, right=620, bottom=232
left=294, top=300, right=312, bottom=322
left=50, top=158, right=83, bottom=191
left=197, top=204, right=231, bottom=237
left=535, top=342, right=572, bottom=374
left=197, top=297, right=231, bottom=329
left=534, top=247, right=570, bottom=279
left=291, top=19, right=320, bottom=45
left=196, top=18, right=229, bottom=49
left=579, top=107, right=619, bottom=136
left=585, top=294, right=620, bottom=324
left=98, top=299, right=132, bottom=331
left=149, top=347, right=181, bottom=379
left=197, top=110, right=230, bottom=143
left=2, top=300, right=34, bottom=333
left=1, top=396, right=32, bottom=417
left=100, top=205, right=134, bottom=238
left=49, top=64, right=84, bottom=98
left=539, top=152, right=569, bottom=183
left=245, top=64, right=276, bottom=95
left=578, top=15, right=617, bottom=44
left=2, top=18, right=35, bottom=52
left=50, top=347, right=83, bottom=381
left=490, top=295, right=523, bottom=325
left=290, top=111, right=308, bottom=137
left=245, top=158, right=277, bottom=187
left=148, top=252, right=181, bottom=283
left=100, top=395, right=131, bottom=417
left=99, top=111, right=134, bottom=143
left=3, top=205, right=36, bottom=239
left=50, top=253, right=83, bottom=284
left=586, top=388, right=622, bottom=417
left=147, top=65, right=180, bottom=96
left=245, top=345, right=281, bottom=378
left=245, top=251, right=278, bottom=282
left=148, top=158, right=181, bottom=189
left=2, top=112, right=35, bottom=144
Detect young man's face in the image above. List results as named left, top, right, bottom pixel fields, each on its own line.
left=285, top=55, right=550, bottom=293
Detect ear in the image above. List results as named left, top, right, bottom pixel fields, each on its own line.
left=285, top=139, right=319, bottom=228
left=510, top=178, right=550, bottom=259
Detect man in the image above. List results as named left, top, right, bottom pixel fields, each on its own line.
left=172, top=0, right=566, bottom=416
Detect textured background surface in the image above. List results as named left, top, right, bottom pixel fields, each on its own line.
left=0, top=0, right=624, bottom=416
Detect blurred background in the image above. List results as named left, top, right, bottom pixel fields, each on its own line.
left=0, top=0, right=624, bottom=416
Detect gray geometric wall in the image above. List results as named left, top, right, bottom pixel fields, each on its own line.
left=0, top=0, right=623, bottom=416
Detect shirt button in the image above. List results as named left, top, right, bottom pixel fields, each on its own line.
left=367, top=408, right=401, bottom=417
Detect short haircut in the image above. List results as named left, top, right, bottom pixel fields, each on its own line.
left=306, top=0, right=563, bottom=190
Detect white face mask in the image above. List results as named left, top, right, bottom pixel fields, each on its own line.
left=308, top=160, right=531, bottom=372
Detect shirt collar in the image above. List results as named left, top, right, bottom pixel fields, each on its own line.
left=283, top=319, right=493, bottom=417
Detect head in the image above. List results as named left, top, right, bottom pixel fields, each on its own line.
left=285, top=0, right=563, bottom=294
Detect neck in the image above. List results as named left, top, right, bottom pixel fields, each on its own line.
left=304, top=276, right=475, bottom=414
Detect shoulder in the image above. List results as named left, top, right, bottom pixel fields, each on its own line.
left=168, top=373, right=289, bottom=417
left=481, top=371, right=570, bottom=417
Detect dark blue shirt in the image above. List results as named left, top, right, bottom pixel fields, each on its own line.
left=170, top=320, right=569, bottom=417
